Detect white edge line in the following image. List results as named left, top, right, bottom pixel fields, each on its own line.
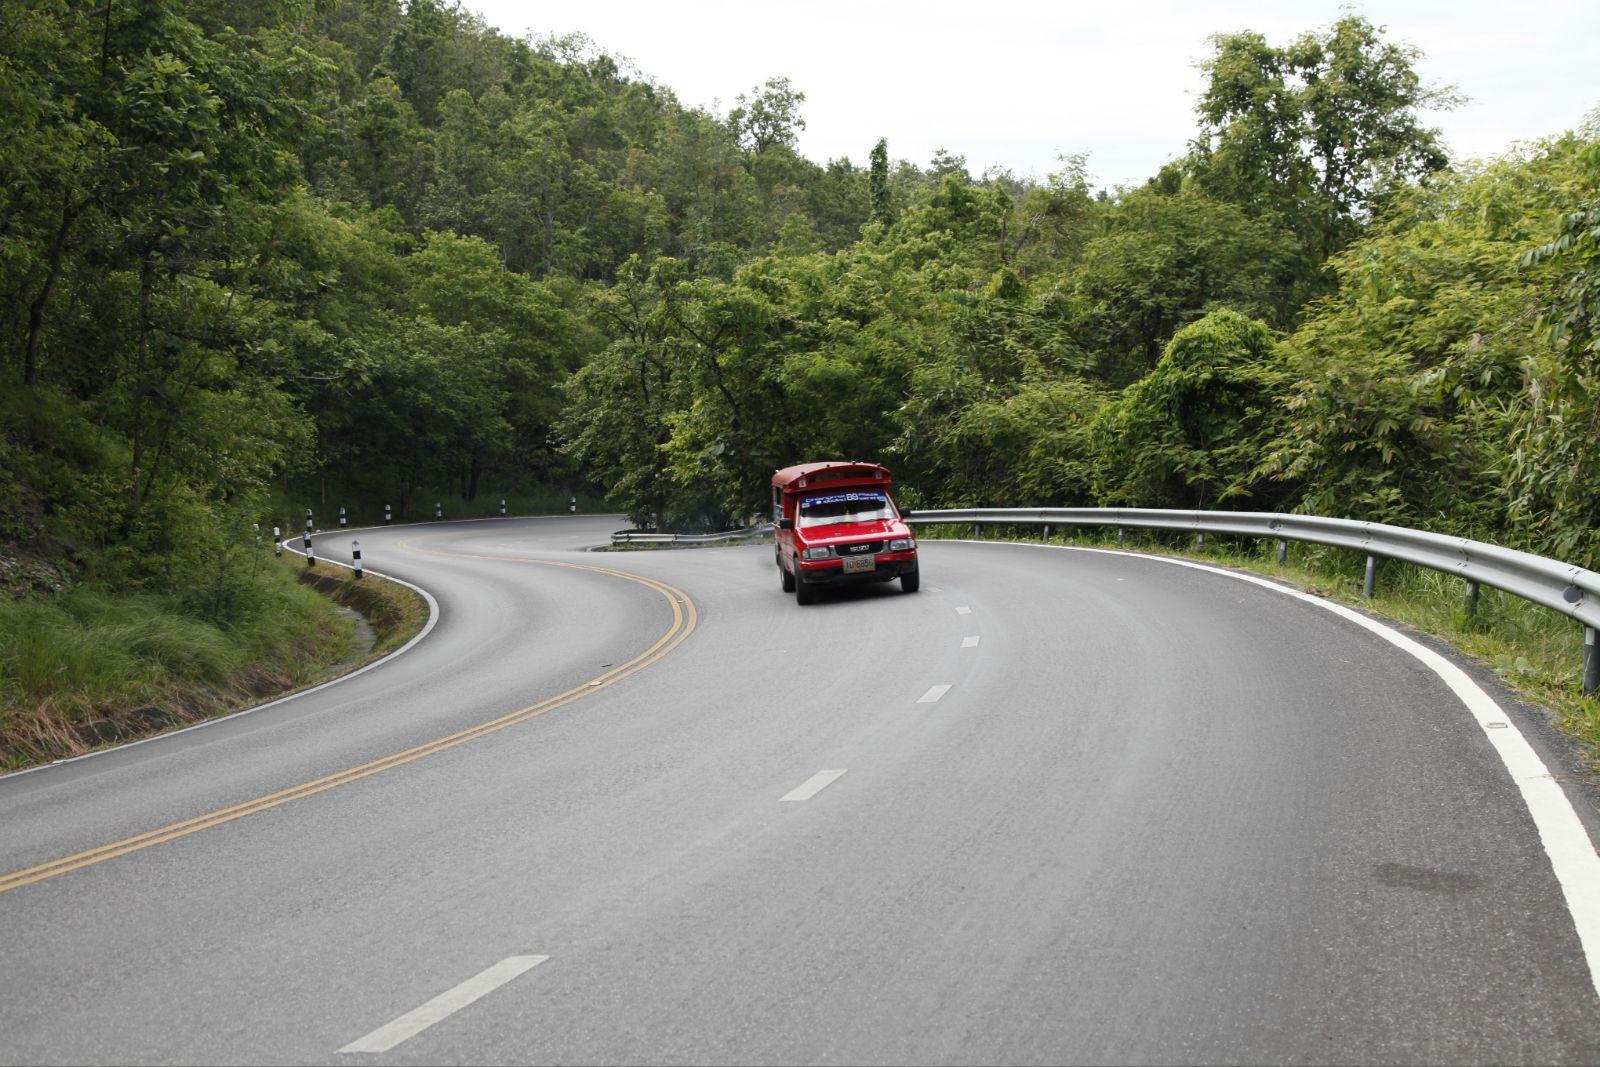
left=0, top=540, right=442, bottom=783
left=947, top=536, right=1600, bottom=1000
left=917, top=684, right=953, bottom=704
left=780, top=769, right=848, bottom=802
left=340, top=954, right=549, bottom=1054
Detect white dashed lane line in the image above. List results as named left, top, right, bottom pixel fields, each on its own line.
left=917, top=685, right=952, bottom=704
left=340, top=955, right=549, bottom=1054
left=955, top=606, right=972, bottom=615
left=961, top=635, right=980, bottom=648
left=780, top=769, right=847, bottom=802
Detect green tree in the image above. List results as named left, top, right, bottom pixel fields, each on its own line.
left=728, top=76, right=806, bottom=153
left=869, top=137, right=893, bottom=226
left=1091, top=310, right=1286, bottom=508
left=1193, top=14, right=1456, bottom=262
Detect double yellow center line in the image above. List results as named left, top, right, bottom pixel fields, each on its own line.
left=0, top=552, right=697, bottom=896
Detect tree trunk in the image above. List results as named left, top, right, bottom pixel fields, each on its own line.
left=21, top=197, right=79, bottom=387
left=129, top=252, right=155, bottom=510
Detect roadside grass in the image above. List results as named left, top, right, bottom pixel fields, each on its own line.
left=0, top=552, right=427, bottom=771
left=917, top=523, right=1600, bottom=761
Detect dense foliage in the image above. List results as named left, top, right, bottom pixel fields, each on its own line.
left=3, top=0, right=1598, bottom=612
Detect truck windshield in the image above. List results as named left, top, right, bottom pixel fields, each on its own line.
left=798, top=490, right=894, bottom=528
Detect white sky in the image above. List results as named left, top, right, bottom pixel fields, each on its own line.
left=469, top=0, right=1600, bottom=189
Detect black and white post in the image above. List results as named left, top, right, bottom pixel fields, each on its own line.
left=352, top=539, right=363, bottom=581
left=304, top=530, right=316, bottom=568
left=305, top=507, right=313, bottom=533
left=500, top=497, right=506, bottom=517
left=384, top=503, right=392, bottom=524
left=1583, top=626, right=1598, bottom=695
left=569, top=496, right=576, bottom=514
left=339, top=506, right=347, bottom=528
left=435, top=501, right=442, bottom=520
left=273, top=526, right=282, bottom=557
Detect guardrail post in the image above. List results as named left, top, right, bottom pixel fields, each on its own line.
left=1043, top=523, right=1051, bottom=540
left=1194, top=532, right=1205, bottom=551
left=1464, top=580, right=1480, bottom=615
left=351, top=540, right=362, bottom=581
left=1277, top=538, right=1287, bottom=564
left=1116, top=527, right=1123, bottom=547
left=973, top=522, right=982, bottom=539
left=1585, top=627, right=1598, bottom=695
left=1364, top=554, right=1377, bottom=597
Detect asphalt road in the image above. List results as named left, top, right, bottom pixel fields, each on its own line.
left=2, top=515, right=1599, bottom=1065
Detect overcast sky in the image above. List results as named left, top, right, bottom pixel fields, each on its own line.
left=469, top=0, right=1600, bottom=189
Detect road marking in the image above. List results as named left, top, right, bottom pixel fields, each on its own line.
left=340, top=956, right=548, bottom=1054
left=780, top=769, right=847, bottom=802
left=0, top=555, right=698, bottom=896
left=917, top=684, right=952, bottom=704
left=955, top=606, right=972, bottom=615
left=967, top=537, right=1600, bottom=1001
left=961, top=635, right=980, bottom=648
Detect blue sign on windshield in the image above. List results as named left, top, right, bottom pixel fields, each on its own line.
left=801, top=491, right=886, bottom=508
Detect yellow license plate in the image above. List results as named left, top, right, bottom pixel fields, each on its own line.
left=842, top=554, right=875, bottom=574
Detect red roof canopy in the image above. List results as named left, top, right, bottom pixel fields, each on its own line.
left=772, top=461, right=893, bottom=490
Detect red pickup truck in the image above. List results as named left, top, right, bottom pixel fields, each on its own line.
left=772, top=461, right=920, bottom=605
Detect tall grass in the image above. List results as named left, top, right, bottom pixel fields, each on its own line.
left=0, top=560, right=361, bottom=768
left=919, top=523, right=1600, bottom=759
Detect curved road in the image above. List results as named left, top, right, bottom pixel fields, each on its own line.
left=2, top=515, right=1598, bottom=1064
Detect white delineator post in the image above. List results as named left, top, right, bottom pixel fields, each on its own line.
left=339, top=506, right=347, bottom=527
left=500, top=497, right=506, bottom=516
left=435, top=501, right=442, bottom=520
left=385, top=503, right=392, bottom=524
left=569, top=496, right=576, bottom=513
left=273, top=526, right=282, bottom=557
left=352, top=540, right=362, bottom=581
left=304, top=530, right=316, bottom=568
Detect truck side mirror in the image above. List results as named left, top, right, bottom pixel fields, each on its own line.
left=777, top=518, right=794, bottom=530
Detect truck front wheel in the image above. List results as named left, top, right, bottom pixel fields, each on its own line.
left=901, top=565, right=921, bottom=593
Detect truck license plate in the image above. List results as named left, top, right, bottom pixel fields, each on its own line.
left=842, top=554, right=875, bottom=574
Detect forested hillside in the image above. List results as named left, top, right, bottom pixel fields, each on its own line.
left=3, top=0, right=1598, bottom=599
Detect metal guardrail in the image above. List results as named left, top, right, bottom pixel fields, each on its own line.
left=611, top=523, right=774, bottom=546
left=906, top=507, right=1600, bottom=693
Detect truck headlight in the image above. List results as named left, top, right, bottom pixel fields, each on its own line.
left=889, top=538, right=914, bottom=551
left=802, top=546, right=832, bottom=560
